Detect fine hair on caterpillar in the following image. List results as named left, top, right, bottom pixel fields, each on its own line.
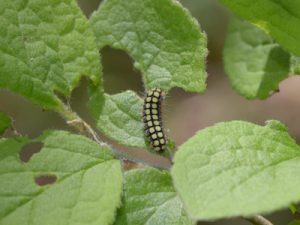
left=143, top=88, right=167, bottom=152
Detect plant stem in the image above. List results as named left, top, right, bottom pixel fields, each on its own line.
left=244, top=215, right=274, bottom=225
left=58, top=104, right=103, bottom=145
left=58, top=104, right=171, bottom=169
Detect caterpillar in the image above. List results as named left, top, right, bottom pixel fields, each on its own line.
left=143, top=88, right=167, bottom=151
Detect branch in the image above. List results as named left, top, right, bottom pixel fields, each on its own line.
left=244, top=215, right=274, bottom=225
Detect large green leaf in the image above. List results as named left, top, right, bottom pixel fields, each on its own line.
left=220, top=0, right=300, bottom=57
left=172, top=120, right=300, bottom=221
left=90, top=0, right=207, bottom=92
left=89, top=88, right=146, bottom=148
left=89, top=0, right=208, bottom=148
left=223, top=17, right=291, bottom=99
left=0, top=112, right=11, bottom=135
left=115, top=167, right=192, bottom=225
left=0, top=131, right=122, bottom=225
left=0, top=0, right=101, bottom=110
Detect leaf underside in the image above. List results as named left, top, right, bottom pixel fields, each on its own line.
left=220, top=0, right=300, bottom=57
left=223, top=16, right=290, bottom=99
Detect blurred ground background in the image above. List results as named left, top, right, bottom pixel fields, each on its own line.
left=1, top=0, right=300, bottom=224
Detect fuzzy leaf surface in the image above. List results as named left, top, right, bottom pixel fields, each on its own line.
left=89, top=89, right=146, bottom=148
left=0, top=131, right=122, bottom=225
left=0, top=0, right=101, bottom=109
left=91, top=0, right=207, bottom=92
left=115, top=167, right=192, bottom=225
left=172, top=120, right=300, bottom=220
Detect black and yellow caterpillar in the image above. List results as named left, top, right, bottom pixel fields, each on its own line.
left=143, top=88, right=167, bottom=151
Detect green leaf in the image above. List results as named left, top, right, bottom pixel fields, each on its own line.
left=223, top=16, right=290, bottom=99
left=291, top=55, right=300, bottom=75
left=220, top=0, right=300, bottom=57
left=0, top=112, right=11, bottom=135
left=89, top=88, right=175, bottom=153
left=0, top=131, right=122, bottom=225
left=289, top=221, right=300, bottom=225
left=172, top=120, right=300, bottom=221
left=90, top=0, right=207, bottom=93
left=0, top=0, right=101, bottom=110
left=290, top=203, right=300, bottom=214
left=114, top=167, right=192, bottom=225
left=89, top=88, right=146, bottom=148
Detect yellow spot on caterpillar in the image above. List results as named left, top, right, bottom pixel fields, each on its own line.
left=145, top=109, right=151, bottom=115
left=146, top=115, right=151, bottom=121
left=146, top=97, right=152, bottom=102
left=152, top=109, right=158, bottom=114
left=157, top=132, right=163, bottom=138
left=152, top=133, right=157, bottom=139
left=153, top=140, right=159, bottom=146
left=153, top=92, right=160, bottom=97
left=147, top=121, right=153, bottom=127
left=152, top=115, right=158, bottom=120
left=149, top=127, right=155, bottom=133
left=152, top=103, right=157, bottom=108
left=153, top=121, right=160, bottom=126
left=145, top=103, right=150, bottom=108
left=160, top=139, right=165, bottom=144
left=152, top=97, right=158, bottom=103
left=155, top=126, right=161, bottom=131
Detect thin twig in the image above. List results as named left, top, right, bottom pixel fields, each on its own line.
left=112, top=149, right=171, bottom=170
left=58, top=105, right=103, bottom=145
left=244, top=215, right=274, bottom=225
left=67, top=118, right=103, bottom=146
